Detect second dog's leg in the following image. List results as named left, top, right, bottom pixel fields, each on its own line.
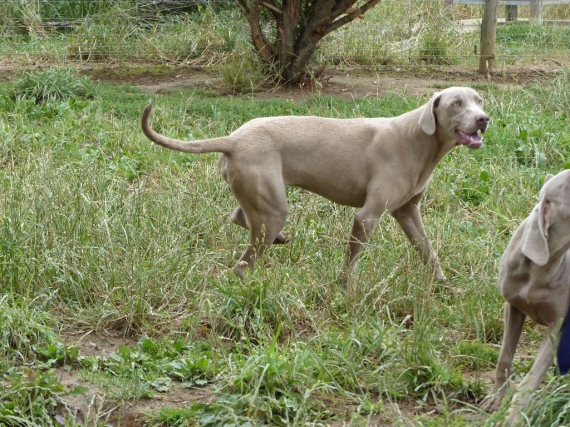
left=390, top=196, right=445, bottom=280
left=480, top=303, right=526, bottom=411
left=507, top=325, right=556, bottom=424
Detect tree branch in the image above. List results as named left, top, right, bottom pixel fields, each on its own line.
left=234, top=0, right=250, bottom=15
left=260, top=0, right=282, bottom=15
left=309, top=0, right=354, bottom=31
left=236, top=0, right=275, bottom=61
left=234, top=0, right=383, bottom=82
left=324, top=0, right=382, bottom=36
left=330, top=0, right=359, bottom=21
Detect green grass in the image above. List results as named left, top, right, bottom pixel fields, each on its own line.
left=524, top=376, right=570, bottom=426
left=10, top=68, right=98, bottom=103
left=2, top=67, right=570, bottom=425
left=495, top=21, right=570, bottom=64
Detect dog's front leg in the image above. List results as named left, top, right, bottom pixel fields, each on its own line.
left=480, top=303, right=526, bottom=412
left=391, top=196, right=445, bottom=281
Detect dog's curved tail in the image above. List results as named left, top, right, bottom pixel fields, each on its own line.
left=141, top=104, right=232, bottom=154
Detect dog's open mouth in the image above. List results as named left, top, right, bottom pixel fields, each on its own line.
left=455, top=130, right=483, bottom=149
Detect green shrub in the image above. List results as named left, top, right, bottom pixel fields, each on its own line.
left=10, top=68, right=97, bottom=103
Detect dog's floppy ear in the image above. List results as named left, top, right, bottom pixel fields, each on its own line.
left=522, top=199, right=552, bottom=266
left=418, top=92, right=442, bottom=135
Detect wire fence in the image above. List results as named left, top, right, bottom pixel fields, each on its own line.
left=0, top=0, right=569, bottom=72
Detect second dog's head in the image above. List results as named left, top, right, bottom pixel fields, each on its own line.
left=522, top=170, right=570, bottom=266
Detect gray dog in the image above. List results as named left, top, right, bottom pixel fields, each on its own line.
left=141, top=87, right=489, bottom=278
left=481, top=170, right=570, bottom=424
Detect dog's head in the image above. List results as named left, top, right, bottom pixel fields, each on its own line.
left=418, top=87, right=489, bottom=149
left=522, top=170, right=570, bottom=266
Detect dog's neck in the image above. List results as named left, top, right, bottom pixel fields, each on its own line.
left=399, top=107, right=456, bottom=159
left=501, top=225, right=570, bottom=291
left=529, top=249, right=570, bottom=288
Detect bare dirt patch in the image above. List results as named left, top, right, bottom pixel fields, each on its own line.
left=57, top=332, right=215, bottom=426
left=76, top=62, right=564, bottom=101
left=1, top=61, right=563, bottom=102
left=251, top=64, right=561, bottom=101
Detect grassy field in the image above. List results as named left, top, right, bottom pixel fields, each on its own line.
left=1, top=64, right=570, bottom=426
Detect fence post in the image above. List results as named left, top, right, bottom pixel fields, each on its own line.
left=530, top=0, right=543, bottom=24
left=506, top=5, right=517, bottom=21
left=479, top=0, right=498, bottom=74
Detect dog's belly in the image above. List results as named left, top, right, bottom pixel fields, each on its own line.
left=292, top=182, right=367, bottom=208
left=282, top=157, right=408, bottom=209
left=283, top=161, right=370, bottom=207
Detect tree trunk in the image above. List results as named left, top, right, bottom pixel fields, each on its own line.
left=235, top=0, right=382, bottom=83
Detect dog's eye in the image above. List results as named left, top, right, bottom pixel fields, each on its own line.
left=477, top=99, right=483, bottom=105
left=453, top=101, right=461, bottom=107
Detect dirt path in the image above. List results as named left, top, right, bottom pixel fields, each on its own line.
left=1, top=61, right=562, bottom=100
left=124, top=64, right=559, bottom=100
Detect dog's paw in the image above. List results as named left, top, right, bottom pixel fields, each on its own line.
left=273, top=232, right=290, bottom=244
left=233, top=261, right=249, bottom=278
left=434, top=266, right=447, bottom=282
left=479, top=394, right=503, bottom=413
left=507, top=409, right=522, bottom=426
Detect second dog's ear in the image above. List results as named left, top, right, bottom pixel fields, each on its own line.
left=418, top=92, right=441, bottom=135
left=522, top=199, right=552, bottom=266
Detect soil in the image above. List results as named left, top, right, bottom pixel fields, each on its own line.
left=57, top=332, right=216, bottom=427
left=2, top=59, right=564, bottom=101
left=6, top=61, right=560, bottom=425
left=95, top=61, right=565, bottom=101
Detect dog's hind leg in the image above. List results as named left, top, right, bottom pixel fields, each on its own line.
left=232, top=176, right=289, bottom=277
left=231, top=206, right=290, bottom=244
left=342, top=203, right=385, bottom=281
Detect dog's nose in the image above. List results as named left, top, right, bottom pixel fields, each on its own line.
left=476, top=114, right=489, bottom=131
left=477, top=114, right=489, bottom=127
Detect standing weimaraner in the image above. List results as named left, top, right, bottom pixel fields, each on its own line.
left=480, top=170, right=570, bottom=424
left=141, top=87, right=489, bottom=279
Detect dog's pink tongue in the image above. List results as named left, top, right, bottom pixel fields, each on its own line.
left=455, top=130, right=483, bottom=149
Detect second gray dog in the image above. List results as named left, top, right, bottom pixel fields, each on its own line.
left=141, top=87, right=489, bottom=278
left=481, top=169, right=570, bottom=424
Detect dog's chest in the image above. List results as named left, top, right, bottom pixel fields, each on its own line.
left=503, top=268, right=570, bottom=326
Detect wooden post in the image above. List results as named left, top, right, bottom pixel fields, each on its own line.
left=479, top=0, right=498, bottom=74
left=506, top=5, right=517, bottom=21
left=530, top=0, right=543, bottom=24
